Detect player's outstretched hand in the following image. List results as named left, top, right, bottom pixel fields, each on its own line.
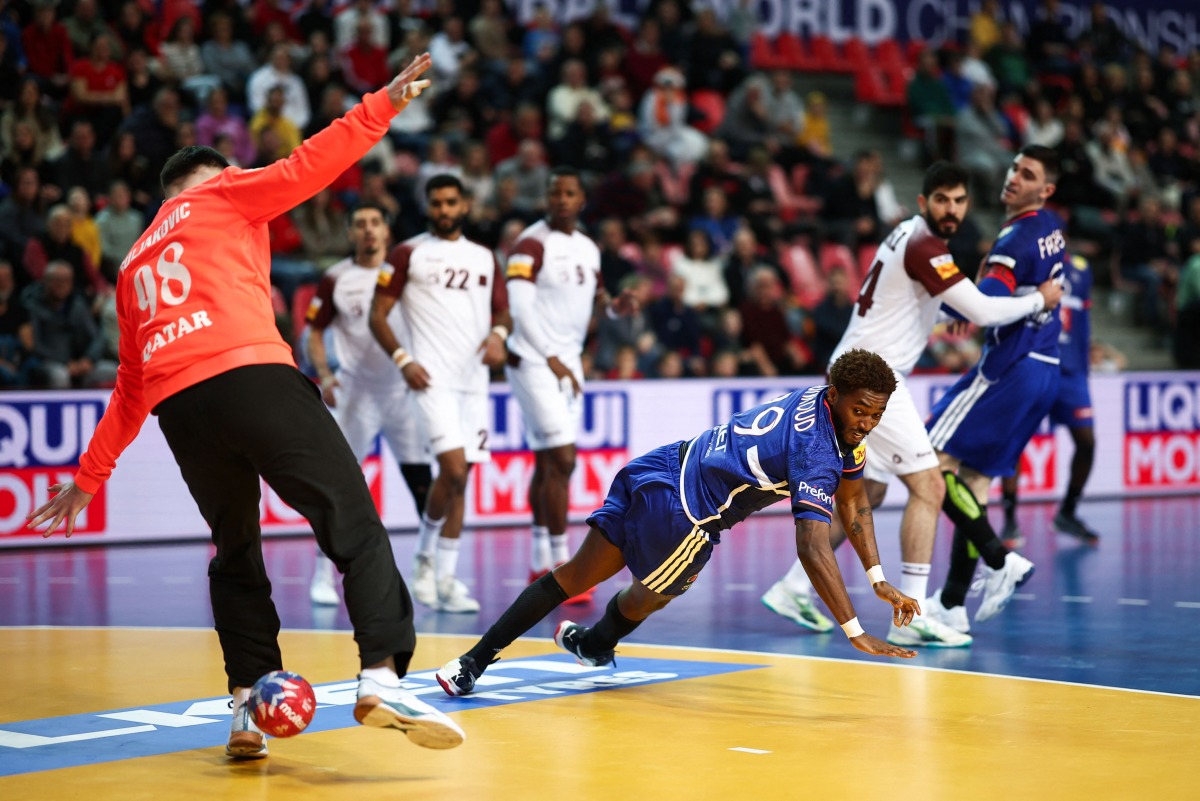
left=320, top=374, right=341, bottom=408
left=387, top=52, right=433, bottom=111
left=1037, top=276, right=1064, bottom=310
left=849, top=632, right=917, bottom=659
left=547, top=355, right=581, bottom=397
left=26, top=482, right=95, bottom=538
left=873, top=581, right=921, bottom=627
left=400, top=360, right=431, bottom=390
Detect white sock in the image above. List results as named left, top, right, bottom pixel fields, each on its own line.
left=232, top=686, right=251, bottom=705
left=900, top=562, right=931, bottom=606
left=531, top=525, right=550, bottom=572
left=359, top=666, right=401, bottom=687
left=549, top=532, right=570, bottom=565
left=417, top=513, right=445, bottom=558
left=436, top=536, right=461, bottom=582
left=782, top=559, right=812, bottom=595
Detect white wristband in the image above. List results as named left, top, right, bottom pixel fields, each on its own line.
left=841, top=617, right=865, bottom=638
left=491, top=324, right=510, bottom=341
left=866, top=565, right=886, bottom=585
left=392, top=348, right=413, bottom=370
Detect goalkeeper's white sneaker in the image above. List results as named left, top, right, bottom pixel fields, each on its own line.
left=411, top=555, right=437, bottom=607
left=760, top=581, right=835, bottom=633
left=886, top=614, right=973, bottom=648
left=309, top=553, right=339, bottom=606
left=354, top=676, right=465, bottom=749
left=226, top=690, right=267, bottom=759
left=976, top=552, right=1036, bottom=623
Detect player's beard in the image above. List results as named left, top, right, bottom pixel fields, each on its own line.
left=433, top=215, right=464, bottom=236
left=925, top=211, right=959, bottom=239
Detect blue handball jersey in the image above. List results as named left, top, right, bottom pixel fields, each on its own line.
left=976, top=208, right=1066, bottom=382
left=679, top=385, right=864, bottom=534
left=1058, top=254, right=1092, bottom=377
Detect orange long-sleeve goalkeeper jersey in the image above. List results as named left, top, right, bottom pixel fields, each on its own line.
left=74, top=88, right=399, bottom=494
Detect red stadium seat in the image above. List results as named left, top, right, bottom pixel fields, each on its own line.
left=749, top=33, right=779, bottom=70
left=876, top=39, right=905, bottom=68
left=777, top=33, right=819, bottom=71
left=810, top=36, right=854, bottom=74
left=778, top=243, right=827, bottom=310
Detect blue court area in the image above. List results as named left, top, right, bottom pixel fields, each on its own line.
left=2, top=495, right=1198, bottom=698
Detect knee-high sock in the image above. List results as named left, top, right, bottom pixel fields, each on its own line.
left=465, top=573, right=568, bottom=672
left=581, top=591, right=643, bottom=654
left=400, top=463, right=432, bottom=518
left=941, top=471, right=1007, bottom=569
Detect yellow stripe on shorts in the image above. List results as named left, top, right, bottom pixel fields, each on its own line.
left=644, top=528, right=707, bottom=594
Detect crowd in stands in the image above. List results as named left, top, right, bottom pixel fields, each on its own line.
left=0, top=0, right=1197, bottom=390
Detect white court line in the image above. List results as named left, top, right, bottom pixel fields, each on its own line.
left=729, top=747, right=771, bottom=754
left=1175, top=601, right=1200, bottom=609
left=161, top=576, right=193, bottom=585
left=724, top=583, right=756, bottom=592
left=106, top=577, right=134, bottom=585
left=1062, top=596, right=1092, bottom=603
left=274, top=577, right=306, bottom=585
left=47, top=577, right=77, bottom=585
left=0, top=577, right=18, bottom=584
left=1013, top=593, right=1036, bottom=601
left=1117, top=598, right=1149, bottom=606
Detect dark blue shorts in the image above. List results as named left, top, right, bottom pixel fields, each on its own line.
left=586, top=442, right=714, bottom=597
left=1048, top=373, right=1094, bottom=429
left=926, top=357, right=1060, bottom=478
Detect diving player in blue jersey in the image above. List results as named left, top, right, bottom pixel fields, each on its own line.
left=999, top=254, right=1098, bottom=545
left=436, top=350, right=922, bottom=696
left=922, top=145, right=1065, bottom=633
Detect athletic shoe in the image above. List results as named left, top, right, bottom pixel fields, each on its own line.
left=760, top=580, right=835, bottom=633
left=975, top=552, right=1036, bottom=623
left=1053, top=512, right=1099, bottom=544
left=412, top=555, right=436, bottom=608
left=309, top=554, right=339, bottom=606
left=437, top=576, right=480, bottom=614
left=554, top=620, right=615, bottom=667
left=886, top=614, right=973, bottom=648
left=925, top=589, right=970, bottom=634
left=354, top=675, right=465, bottom=749
left=1000, top=519, right=1025, bottom=549
left=226, top=693, right=267, bottom=759
left=436, top=655, right=480, bottom=697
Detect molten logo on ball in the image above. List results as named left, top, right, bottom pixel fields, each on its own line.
left=249, top=670, right=316, bottom=737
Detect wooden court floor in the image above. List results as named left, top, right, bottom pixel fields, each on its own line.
left=1, top=627, right=1194, bottom=801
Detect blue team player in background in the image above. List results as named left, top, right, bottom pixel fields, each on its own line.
left=999, top=253, right=1099, bottom=547
left=438, top=349, right=923, bottom=696
left=921, top=145, right=1067, bottom=634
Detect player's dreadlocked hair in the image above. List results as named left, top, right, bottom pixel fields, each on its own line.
left=828, top=349, right=896, bottom=396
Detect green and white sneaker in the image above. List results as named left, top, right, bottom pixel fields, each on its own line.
left=886, top=614, right=973, bottom=648
left=354, top=676, right=465, bottom=749
left=760, top=581, right=834, bottom=633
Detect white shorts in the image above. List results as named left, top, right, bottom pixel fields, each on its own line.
left=862, top=373, right=940, bottom=483
left=506, top=355, right=583, bottom=451
left=332, top=375, right=427, bottom=465
left=412, top=386, right=490, bottom=462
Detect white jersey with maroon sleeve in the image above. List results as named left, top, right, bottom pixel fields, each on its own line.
left=505, top=220, right=601, bottom=365
left=307, top=258, right=407, bottom=383
left=378, top=232, right=506, bottom=393
left=830, top=214, right=966, bottom=376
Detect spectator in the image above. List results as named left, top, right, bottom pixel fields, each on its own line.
left=486, top=101, right=543, bottom=166
left=606, top=344, right=645, bottom=380
left=0, top=260, right=35, bottom=387
left=639, top=67, right=708, bottom=168
left=687, top=138, right=745, bottom=215
left=249, top=0, right=300, bottom=44
left=460, top=140, right=496, bottom=221
left=908, top=50, right=956, bottom=162
left=598, top=218, right=638, bottom=297
left=157, top=16, right=209, bottom=94
left=689, top=186, right=741, bottom=255
left=593, top=273, right=657, bottom=374
left=1028, top=0, right=1071, bottom=73
left=589, top=153, right=678, bottom=239
left=23, top=260, right=116, bottom=388
left=719, top=73, right=777, bottom=160
left=65, top=32, right=127, bottom=147
left=1024, top=97, right=1064, bottom=147
left=1088, top=1, right=1128, bottom=65
left=670, top=228, right=729, bottom=312
left=552, top=100, right=615, bottom=181
left=201, top=12, right=257, bottom=100
left=722, top=226, right=788, bottom=309
left=292, top=188, right=350, bottom=270
left=65, top=186, right=101, bottom=270
left=195, top=86, right=255, bottom=167
left=1175, top=252, right=1200, bottom=367
left=0, top=167, right=49, bottom=272
left=1, top=79, right=66, bottom=167
left=955, top=82, right=1014, bottom=204
left=95, top=180, right=142, bottom=274
left=24, top=204, right=106, bottom=297
left=625, top=17, right=669, bottom=99
left=105, top=131, right=155, bottom=208
left=112, top=0, right=156, bottom=58
left=333, top=0, right=388, bottom=51
left=250, top=85, right=302, bottom=162
left=824, top=151, right=885, bottom=247
left=48, top=120, right=111, bottom=201
left=494, top=139, right=549, bottom=214
left=119, top=86, right=183, bottom=179
left=429, top=16, right=475, bottom=88
left=739, top=267, right=809, bottom=375
left=546, top=58, right=609, bottom=140
left=1119, top=195, right=1176, bottom=327
left=469, top=0, right=513, bottom=70
left=986, top=22, right=1032, bottom=96
left=482, top=55, right=546, bottom=117
left=297, top=0, right=334, bottom=42
left=686, top=8, right=744, bottom=94
left=247, top=44, right=311, bottom=131
left=1087, top=122, right=1137, bottom=211
left=807, top=267, right=854, bottom=373
left=522, top=7, right=561, bottom=67
left=123, top=46, right=163, bottom=112
left=795, top=90, right=833, bottom=165
left=649, top=274, right=705, bottom=371
left=653, top=349, right=686, bottom=378
left=0, top=121, right=44, bottom=189
left=433, top=67, right=492, bottom=145
left=340, top=16, right=390, bottom=95
left=1054, top=119, right=1107, bottom=209
left=969, top=0, right=1002, bottom=54
left=23, top=0, right=74, bottom=94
